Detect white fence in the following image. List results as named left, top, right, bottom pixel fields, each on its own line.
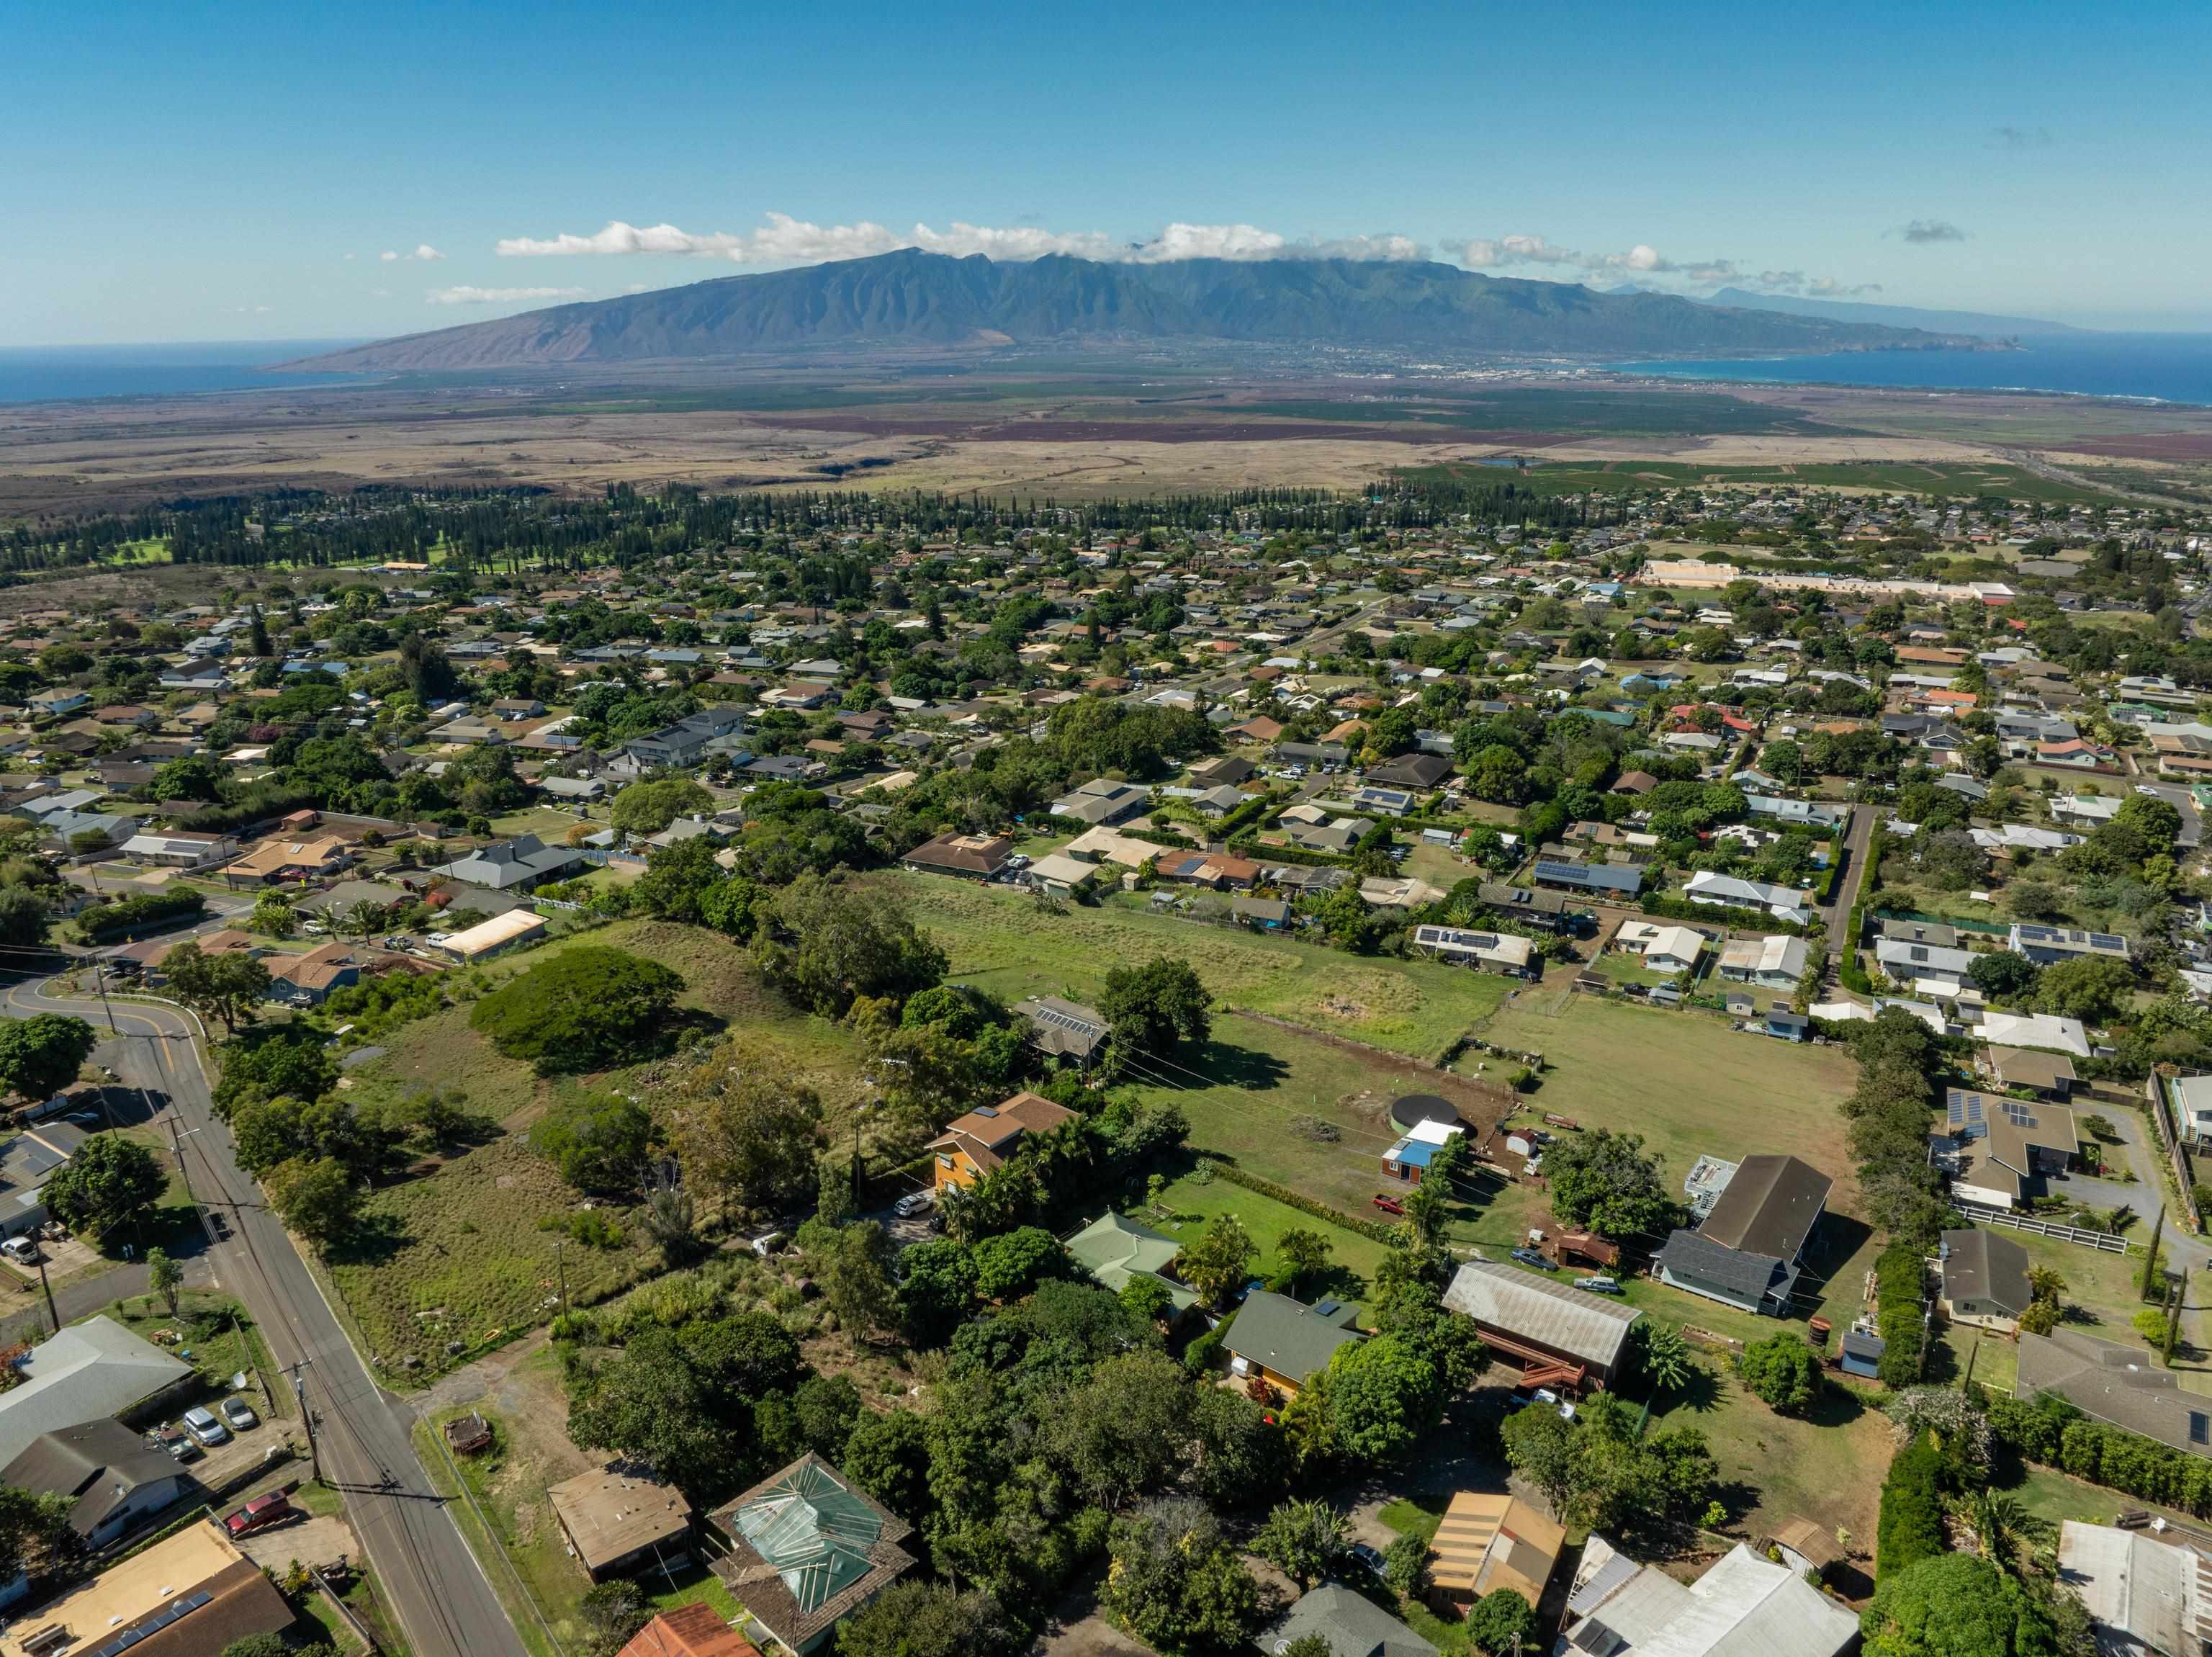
left=1955, top=1200, right=2131, bottom=1254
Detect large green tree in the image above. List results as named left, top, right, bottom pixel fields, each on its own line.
left=0, top=1013, right=96, bottom=1102
left=1252, top=1498, right=1351, bottom=1591
left=752, top=874, right=946, bottom=1018
left=1100, top=1500, right=1260, bottom=1653
left=42, top=1133, right=166, bottom=1241
left=470, top=947, right=684, bottom=1072
left=1098, top=956, right=1211, bottom=1075
left=1739, top=1330, right=1823, bottom=1416
left=164, top=943, right=273, bottom=1036
left=1541, top=1128, right=1677, bottom=1238
left=611, top=777, right=715, bottom=838
left=833, top=1582, right=1025, bottom=1657
left=671, top=1039, right=823, bottom=1218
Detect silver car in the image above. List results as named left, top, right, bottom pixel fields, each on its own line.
left=181, top=1406, right=231, bottom=1447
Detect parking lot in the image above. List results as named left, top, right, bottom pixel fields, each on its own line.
left=143, top=1388, right=297, bottom=1491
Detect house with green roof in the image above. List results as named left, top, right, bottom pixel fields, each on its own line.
left=1223, top=1289, right=1363, bottom=1401
left=1064, top=1212, right=1200, bottom=1315
left=705, top=1453, right=914, bottom=1653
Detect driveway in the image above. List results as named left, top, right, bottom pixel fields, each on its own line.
left=2047, top=1109, right=2212, bottom=1347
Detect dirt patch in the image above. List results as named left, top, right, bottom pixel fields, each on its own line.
left=238, top=1510, right=358, bottom=1573
left=1227, top=1008, right=1518, bottom=1136
left=2055, top=433, right=2212, bottom=461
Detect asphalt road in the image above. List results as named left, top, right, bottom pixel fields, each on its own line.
left=4, top=976, right=527, bottom=1657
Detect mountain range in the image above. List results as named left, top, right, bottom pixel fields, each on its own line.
left=290, top=251, right=1982, bottom=372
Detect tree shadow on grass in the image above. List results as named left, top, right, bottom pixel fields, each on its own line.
left=1807, top=1380, right=1866, bottom=1428
left=1655, top=1363, right=1727, bottom=1416
left=1177, top=1038, right=1292, bottom=1092
left=325, top=1212, right=409, bottom=1268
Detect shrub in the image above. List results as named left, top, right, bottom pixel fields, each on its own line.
left=1875, top=1430, right=1946, bottom=1579
left=1874, top=1241, right=1926, bottom=1386
left=73, top=889, right=204, bottom=943
left=1738, top=1331, right=1822, bottom=1415
left=469, top=947, right=684, bottom=1073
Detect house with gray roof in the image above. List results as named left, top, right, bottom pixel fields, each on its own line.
left=431, top=832, right=585, bottom=892
left=0, top=1316, right=194, bottom=1469
left=1940, top=1228, right=2033, bottom=1332
left=1557, top=1536, right=1858, bottom=1657
left=1653, top=1154, right=1831, bottom=1317
left=1, top=1417, right=189, bottom=1547
left=1256, top=1583, right=1435, bottom=1657
left=2018, top=1326, right=2212, bottom=1457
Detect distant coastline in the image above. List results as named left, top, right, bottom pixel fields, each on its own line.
left=0, top=341, right=364, bottom=405
left=1611, top=331, right=2212, bottom=407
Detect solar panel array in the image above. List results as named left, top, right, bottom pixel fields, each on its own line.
left=1034, top=1005, right=1102, bottom=1035
left=92, top=1591, right=215, bottom=1657
left=2090, top=932, right=2126, bottom=951
left=2001, top=1103, right=2041, bottom=1128
left=1946, top=1090, right=1989, bottom=1138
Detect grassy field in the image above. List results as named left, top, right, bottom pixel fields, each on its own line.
left=1146, top=1170, right=1394, bottom=1311
left=1470, top=992, right=1860, bottom=1203
left=1650, top=1367, right=1894, bottom=1545
left=904, top=876, right=1514, bottom=1061
left=328, top=1134, right=664, bottom=1380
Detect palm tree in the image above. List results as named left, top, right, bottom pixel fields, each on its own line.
left=1635, top=1322, right=1695, bottom=1393
left=2028, top=1265, right=2067, bottom=1304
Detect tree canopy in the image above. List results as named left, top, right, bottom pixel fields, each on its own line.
left=470, top=947, right=685, bottom=1072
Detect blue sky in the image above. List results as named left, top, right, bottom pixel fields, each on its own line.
left=7, top=0, right=2209, bottom=344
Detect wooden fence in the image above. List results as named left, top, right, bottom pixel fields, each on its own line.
left=1954, top=1200, right=2131, bottom=1253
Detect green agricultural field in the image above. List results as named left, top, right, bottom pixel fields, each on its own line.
left=904, top=876, right=1514, bottom=1061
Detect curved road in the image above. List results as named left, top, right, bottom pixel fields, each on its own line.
left=5, top=975, right=526, bottom=1657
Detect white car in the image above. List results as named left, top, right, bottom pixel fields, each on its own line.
left=894, top=1190, right=935, bottom=1218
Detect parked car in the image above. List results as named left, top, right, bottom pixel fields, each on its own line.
left=181, top=1406, right=231, bottom=1447
left=1510, top=1247, right=1559, bottom=1272
left=1511, top=1386, right=1577, bottom=1420
left=152, top=1426, right=201, bottom=1463
left=1352, top=1541, right=1387, bottom=1579
left=893, top=1190, right=934, bottom=1218
left=1371, top=1194, right=1406, bottom=1216
left=1, top=1237, right=39, bottom=1265
left=1575, top=1275, right=1624, bottom=1295
left=224, top=1493, right=297, bottom=1538
left=220, top=1396, right=261, bottom=1431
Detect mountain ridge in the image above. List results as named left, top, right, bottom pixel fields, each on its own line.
left=290, top=250, right=1984, bottom=372
left=1699, top=287, right=2082, bottom=338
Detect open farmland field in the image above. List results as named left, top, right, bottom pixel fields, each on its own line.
left=903, top=876, right=1516, bottom=1061
left=1110, top=1010, right=1517, bottom=1225
left=1400, top=455, right=2113, bottom=503
left=1472, top=992, right=1860, bottom=1205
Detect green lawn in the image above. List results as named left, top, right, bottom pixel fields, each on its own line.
left=2006, top=1465, right=2204, bottom=1532
left=1470, top=994, right=1861, bottom=1208
left=904, top=876, right=1514, bottom=1061
left=1647, top=1367, right=1894, bottom=1546
left=1146, top=1172, right=1393, bottom=1311
left=102, top=1290, right=292, bottom=1419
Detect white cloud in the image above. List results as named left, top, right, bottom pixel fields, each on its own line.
left=1455, top=233, right=1878, bottom=297
left=496, top=213, right=1422, bottom=265
left=343, top=252, right=356, bottom=262
left=1898, top=219, right=1967, bottom=244
left=383, top=246, right=446, bottom=262
left=380, top=250, right=400, bottom=262
left=1460, top=235, right=1584, bottom=268
left=428, top=285, right=588, bottom=307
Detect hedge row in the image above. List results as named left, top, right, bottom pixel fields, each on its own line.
left=1874, top=1240, right=1926, bottom=1386
left=1194, top=1154, right=1408, bottom=1246
left=1226, top=833, right=1352, bottom=870
left=1215, top=791, right=1282, bottom=839
left=1875, top=1430, right=1946, bottom=1579
left=76, top=889, right=207, bottom=942
left=1987, top=1391, right=2212, bottom=1517
left=1638, top=891, right=1806, bottom=935
left=1838, top=822, right=1889, bottom=995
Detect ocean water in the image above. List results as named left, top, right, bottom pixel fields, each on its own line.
left=0, top=341, right=364, bottom=404
left=1614, top=331, right=2212, bottom=408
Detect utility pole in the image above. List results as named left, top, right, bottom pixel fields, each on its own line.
left=91, top=964, right=117, bottom=1036
left=32, top=1249, right=56, bottom=1335
left=289, top=1361, right=323, bottom=1486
